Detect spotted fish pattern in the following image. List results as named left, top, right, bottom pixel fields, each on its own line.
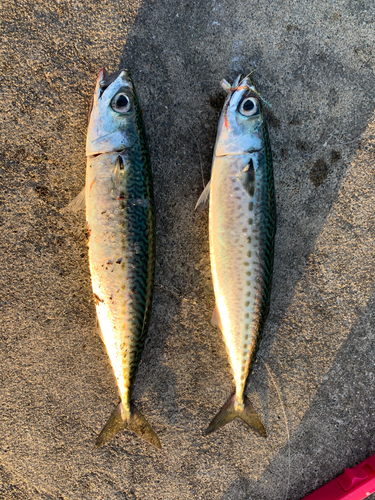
left=86, top=69, right=160, bottom=449
left=200, top=75, right=275, bottom=436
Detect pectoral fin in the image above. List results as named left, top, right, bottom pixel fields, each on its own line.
left=63, top=187, right=86, bottom=212
left=113, top=154, right=131, bottom=188
left=242, top=159, right=255, bottom=197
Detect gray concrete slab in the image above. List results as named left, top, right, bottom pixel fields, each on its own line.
left=0, top=0, right=374, bottom=498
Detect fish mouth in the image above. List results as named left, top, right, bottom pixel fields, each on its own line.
left=216, top=147, right=264, bottom=158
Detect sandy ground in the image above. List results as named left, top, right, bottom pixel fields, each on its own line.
left=0, top=0, right=375, bottom=498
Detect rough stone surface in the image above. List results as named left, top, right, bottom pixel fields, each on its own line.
left=0, top=0, right=374, bottom=498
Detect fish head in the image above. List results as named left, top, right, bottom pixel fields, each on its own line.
left=215, top=74, right=265, bottom=157
left=86, top=68, right=140, bottom=156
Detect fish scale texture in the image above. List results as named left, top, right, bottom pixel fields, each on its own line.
left=119, top=144, right=155, bottom=382
left=1, top=0, right=375, bottom=498
left=258, top=120, right=276, bottom=328
left=126, top=98, right=155, bottom=380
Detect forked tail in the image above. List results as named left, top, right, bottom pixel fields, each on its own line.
left=95, top=402, right=161, bottom=449
left=205, top=393, right=267, bottom=437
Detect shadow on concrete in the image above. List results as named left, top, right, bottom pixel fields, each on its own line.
left=220, top=290, right=375, bottom=500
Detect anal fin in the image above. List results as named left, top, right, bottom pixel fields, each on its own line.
left=211, top=304, right=223, bottom=331
left=96, top=317, right=104, bottom=343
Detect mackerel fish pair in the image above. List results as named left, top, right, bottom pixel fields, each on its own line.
left=82, top=68, right=275, bottom=449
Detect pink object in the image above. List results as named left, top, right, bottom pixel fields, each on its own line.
left=302, top=453, right=375, bottom=500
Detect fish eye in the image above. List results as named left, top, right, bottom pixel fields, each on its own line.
left=239, top=97, right=259, bottom=117
left=111, top=93, right=131, bottom=113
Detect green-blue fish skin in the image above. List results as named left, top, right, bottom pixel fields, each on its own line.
left=86, top=69, right=160, bottom=449
left=200, top=74, right=275, bottom=437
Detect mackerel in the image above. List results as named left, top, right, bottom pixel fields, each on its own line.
left=85, top=69, right=160, bottom=448
left=197, top=75, right=275, bottom=436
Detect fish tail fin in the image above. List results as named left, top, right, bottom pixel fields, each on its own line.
left=95, top=402, right=162, bottom=449
left=204, top=393, right=267, bottom=437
